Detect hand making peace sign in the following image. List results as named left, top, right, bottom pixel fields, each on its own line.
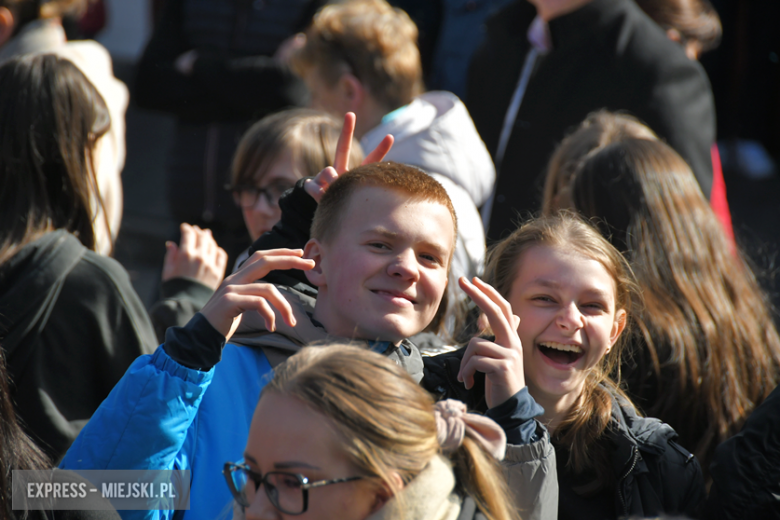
left=304, top=112, right=395, bottom=202
left=457, top=276, right=526, bottom=409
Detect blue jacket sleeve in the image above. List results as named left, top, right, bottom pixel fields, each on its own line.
left=60, top=346, right=213, bottom=472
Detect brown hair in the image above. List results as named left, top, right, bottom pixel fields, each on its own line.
left=0, top=54, right=110, bottom=264
left=636, top=0, right=722, bottom=55
left=542, top=110, right=657, bottom=216
left=483, top=212, right=639, bottom=478
left=264, top=345, right=520, bottom=520
left=571, top=138, right=780, bottom=476
left=291, top=0, right=424, bottom=111
left=311, top=162, right=457, bottom=251
left=231, top=108, right=364, bottom=188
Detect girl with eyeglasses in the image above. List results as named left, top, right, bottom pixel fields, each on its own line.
left=227, top=109, right=363, bottom=249
left=225, top=345, right=520, bottom=520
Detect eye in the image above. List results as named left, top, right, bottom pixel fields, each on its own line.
left=419, top=253, right=442, bottom=265
left=367, top=242, right=390, bottom=250
left=531, top=295, right=556, bottom=304
left=581, top=302, right=607, bottom=313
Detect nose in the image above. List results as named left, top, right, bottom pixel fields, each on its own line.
left=556, top=302, right=584, bottom=333
left=387, top=249, right=420, bottom=281
left=243, top=486, right=277, bottom=520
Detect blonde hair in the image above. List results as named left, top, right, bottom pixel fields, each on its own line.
left=291, top=0, right=423, bottom=110
left=231, top=108, right=363, bottom=188
left=542, top=110, right=657, bottom=215
left=264, top=345, right=520, bottom=520
left=484, top=212, right=640, bottom=478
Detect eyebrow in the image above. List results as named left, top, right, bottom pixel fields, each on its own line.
left=527, top=278, right=613, bottom=301
left=363, top=227, right=450, bottom=259
left=273, top=462, right=322, bottom=470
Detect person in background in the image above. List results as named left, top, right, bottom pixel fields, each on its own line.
left=228, top=108, right=364, bottom=260
left=0, top=54, right=157, bottom=462
left=0, top=0, right=127, bottom=255
left=703, top=382, right=780, bottom=519
left=636, top=0, right=734, bottom=243
left=635, top=0, right=721, bottom=61
left=290, top=0, right=494, bottom=286
left=146, top=109, right=359, bottom=342
left=134, top=0, right=324, bottom=265
left=467, top=0, right=716, bottom=242
left=230, top=345, right=520, bottom=520
left=568, top=138, right=780, bottom=480
left=540, top=110, right=658, bottom=216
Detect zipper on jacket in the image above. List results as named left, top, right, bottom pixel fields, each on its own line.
left=617, top=446, right=640, bottom=517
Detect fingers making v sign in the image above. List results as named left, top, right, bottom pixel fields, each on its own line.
left=457, top=276, right=526, bottom=409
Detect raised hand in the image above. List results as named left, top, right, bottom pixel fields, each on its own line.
left=457, top=277, right=525, bottom=409
left=162, top=223, right=228, bottom=290
left=304, top=112, right=394, bottom=202
left=199, top=249, right=315, bottom=339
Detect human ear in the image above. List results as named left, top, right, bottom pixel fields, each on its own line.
left=303, top=239, right=326, bottom=288
left=0, top=7, right=16, bottom=47
left=367, top=472, right=403, bottom=515
left=610, top=309, right=628, bottom=347
left=339, top=73, right=365, bottom=112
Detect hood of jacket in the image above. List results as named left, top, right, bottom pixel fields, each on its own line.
left=361, top=91, right=495, bottom=208
left=0, top=231, right=86, bottom=358
left=229, top=285, right=425, bottom=382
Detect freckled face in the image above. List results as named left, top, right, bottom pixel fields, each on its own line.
left=507, top=245, right=626, bottom=405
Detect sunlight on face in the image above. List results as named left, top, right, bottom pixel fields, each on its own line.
left=507, top=245, right=626, bottom=408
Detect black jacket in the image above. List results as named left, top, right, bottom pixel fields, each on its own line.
left=703, top=383, right=780, bottom=520
left=0, top=231, right=157, bottom=462
left=466, top=0, right=716, bottom=241
left=423, top=348, right=704, bottom=519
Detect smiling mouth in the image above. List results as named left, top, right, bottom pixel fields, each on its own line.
left=537, top=342, right=585, bottom=365
left=371, top=290, right=417, bottom=306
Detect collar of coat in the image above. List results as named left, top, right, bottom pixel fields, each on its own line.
left=367, top=454, right=474, bottom=520
left=229, top=284, right=424, bottom=383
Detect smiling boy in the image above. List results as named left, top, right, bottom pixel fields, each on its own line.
left=60, top=163, right=459, bottom=520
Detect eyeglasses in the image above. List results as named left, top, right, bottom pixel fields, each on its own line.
left=223, top=461, right=364, bottom=515
left=226, top=181, right=294, bottom=209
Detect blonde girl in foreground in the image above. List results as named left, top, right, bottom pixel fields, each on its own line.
left=226, top=345, right=520, bottom=520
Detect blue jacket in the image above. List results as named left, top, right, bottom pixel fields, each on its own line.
left=61, top=315, right=273, bottom=520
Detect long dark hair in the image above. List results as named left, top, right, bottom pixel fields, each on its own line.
left=0, top=53, right=110, bottom=265
left=0, top=348, right=49, bottom=518
left=571, top=138, right=780, bottom=476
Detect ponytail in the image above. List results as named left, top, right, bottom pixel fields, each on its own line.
left=450, top=437, right=519, bottom=520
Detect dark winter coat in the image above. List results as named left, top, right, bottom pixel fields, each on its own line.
left=467, top=0, right=716, bottom=241
left=703, top=383, right=780, bottom=520
left=0, top=231, right=157, bottom=462
left=423, top=348, right=705, bottom=519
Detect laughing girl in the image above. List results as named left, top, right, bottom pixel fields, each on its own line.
left=446, top=213, right=704, bottom=519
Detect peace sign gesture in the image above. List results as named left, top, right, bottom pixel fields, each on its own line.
left=457, top=276, right=526, bottom=409
left=304, top=112, right=394, bottom=201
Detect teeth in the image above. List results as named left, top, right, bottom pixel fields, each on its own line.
left=539, top=342, right=583, bottom=353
